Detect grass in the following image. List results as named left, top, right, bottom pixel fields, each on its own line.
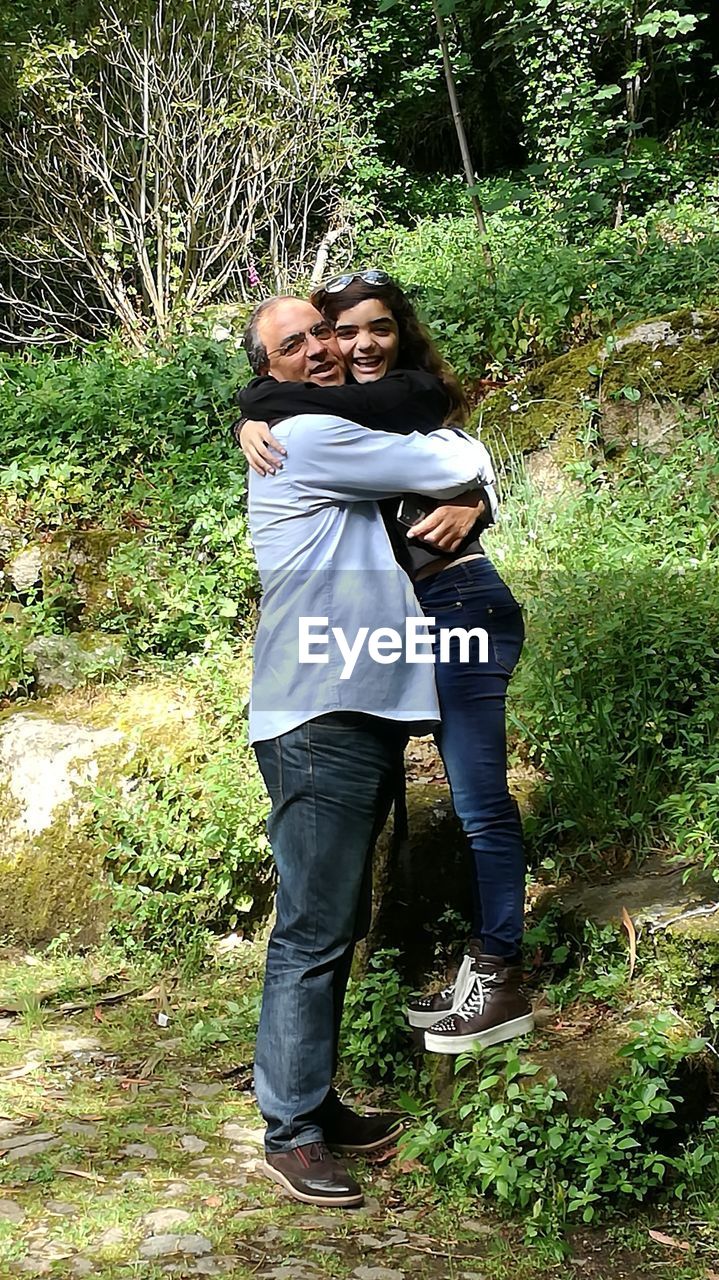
left=0, top=942, right=716, bottom=1280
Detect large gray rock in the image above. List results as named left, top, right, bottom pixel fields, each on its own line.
left=25, top=632, right=126, bottom=693
left=0, top=713, right=123, bottom=840
left=547, top=853, right=719, bottom=942
left=6, top=545, right=42, bottom=593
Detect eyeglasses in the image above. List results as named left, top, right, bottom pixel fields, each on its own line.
left=322, top=269, right=393, bottom=294
left=267, top=321, right=335, bottom=360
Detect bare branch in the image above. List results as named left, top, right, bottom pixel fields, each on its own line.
left=0, top=0, right=358, bottom=342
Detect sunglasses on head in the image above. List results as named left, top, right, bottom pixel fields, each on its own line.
left=322, top=269, right=393, bottom=294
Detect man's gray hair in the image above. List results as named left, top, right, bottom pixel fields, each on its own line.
left=243, top=299, right=277, bottom=375
left=243, top=296, right=305, bottom=375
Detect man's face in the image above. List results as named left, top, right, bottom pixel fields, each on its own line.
left=258, top=300, right=345, bottom=385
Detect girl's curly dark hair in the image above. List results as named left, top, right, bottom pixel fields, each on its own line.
left=310, top=276, right=469, bottom=425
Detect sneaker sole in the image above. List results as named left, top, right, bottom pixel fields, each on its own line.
left=424, top=1013, right=535, bottom=1055
left=261, top=1160, right=364, bottom=1208
left=406, top=1008, right=452, bottom=1029
left=329, top=1122, right=404, bottom=1155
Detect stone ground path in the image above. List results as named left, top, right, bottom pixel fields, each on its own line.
left=0, top=946, right=713, bottom=1280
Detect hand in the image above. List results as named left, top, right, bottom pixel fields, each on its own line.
left=237, top=419, right=287, bottom=477
left=408, top=492, right=486, bottom=553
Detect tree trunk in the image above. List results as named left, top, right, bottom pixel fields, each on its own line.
left=430, top=0, right=495, bottom=280
left=357, top=779, right=472, bottom=987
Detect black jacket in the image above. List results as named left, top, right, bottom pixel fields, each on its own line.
left=237, top=370, right=488, bottom=576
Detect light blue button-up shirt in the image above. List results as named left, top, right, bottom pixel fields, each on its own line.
left=248, top=414, right=496, bottom=744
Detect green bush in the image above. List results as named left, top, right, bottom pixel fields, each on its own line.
left=361, top=183, right=719, bottom=379
left=0, top=338, right=258, bottom=672
left=400, top=1018, right=713, bottom=1235
left=341, top=949, right=418, bottom=1089
left=660, top=766, right=719, bottom=885
left=492, top=417, right=719, bottom=873
left=524, top=911, right=629, bottom=1010
left=88, top=645, right=272, bottom=965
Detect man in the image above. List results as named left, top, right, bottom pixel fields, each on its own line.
left=244, top=296, right=493, bottom=1208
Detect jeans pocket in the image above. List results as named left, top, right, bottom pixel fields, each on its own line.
left=487, top=602, right=525, bottom=675
left=255, top=736, right=286, bottom=805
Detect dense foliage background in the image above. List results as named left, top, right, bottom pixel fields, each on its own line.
left=0, top=0, right=718, bottom=1237
left=0, top=0, right=716, bottom=351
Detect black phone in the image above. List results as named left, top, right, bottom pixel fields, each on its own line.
left=397, top=495, right=435, bottom=528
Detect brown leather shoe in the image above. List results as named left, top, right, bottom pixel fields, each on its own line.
left=262, top=1141, right=363, bottom=1206
left=424, top=953, right=534, bottom=1054
left=323, top=1100, right=403, bottom=1155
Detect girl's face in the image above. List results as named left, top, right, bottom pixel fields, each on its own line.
left=332, top=299, right=400, bottom=382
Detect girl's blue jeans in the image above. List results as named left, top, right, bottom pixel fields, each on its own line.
left=415, top=555, right=526, bottom=957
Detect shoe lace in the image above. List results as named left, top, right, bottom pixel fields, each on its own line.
left=454, top=971, right=486, bottom=1019
left=305, top=1141, right=331, bottom=1163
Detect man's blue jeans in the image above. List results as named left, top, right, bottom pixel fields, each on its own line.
left=415, top=556, right=526, bottom=957
left=253, top=712, right=405, bottom=1153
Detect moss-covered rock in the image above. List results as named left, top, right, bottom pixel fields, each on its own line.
left=525, top=852, right=719, bottom=1120
left=25, top=632, right=128, bottom=693
left=0, top=680, right=204, bottom=946
left=472, top=308, right=719, bottom=467
left=472, top=342, right=601, bottom=465
left=38, top=530, right=138, bottom=625
left=531, top=1020, right=638, bottom=1117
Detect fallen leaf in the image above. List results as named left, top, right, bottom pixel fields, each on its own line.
left=2, top=1062, right=41, bottom=1080
left=648, top=1229, right=691, bottom=1251
left=59, top=985, right=140, bottom=1015
left=394, top=1157, right=423, bottom=1174
left=622, top=906, right=637, bottom=979
left=57, top=1167, right=106, bottom=1183
left=93, top=1006, right=104, bottom=1023
left=366, top=1144, right=400, bottom=1165
left=134, top=983, right=174, bottom=1003
left=139, top=1052, right=164, bottom=1079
